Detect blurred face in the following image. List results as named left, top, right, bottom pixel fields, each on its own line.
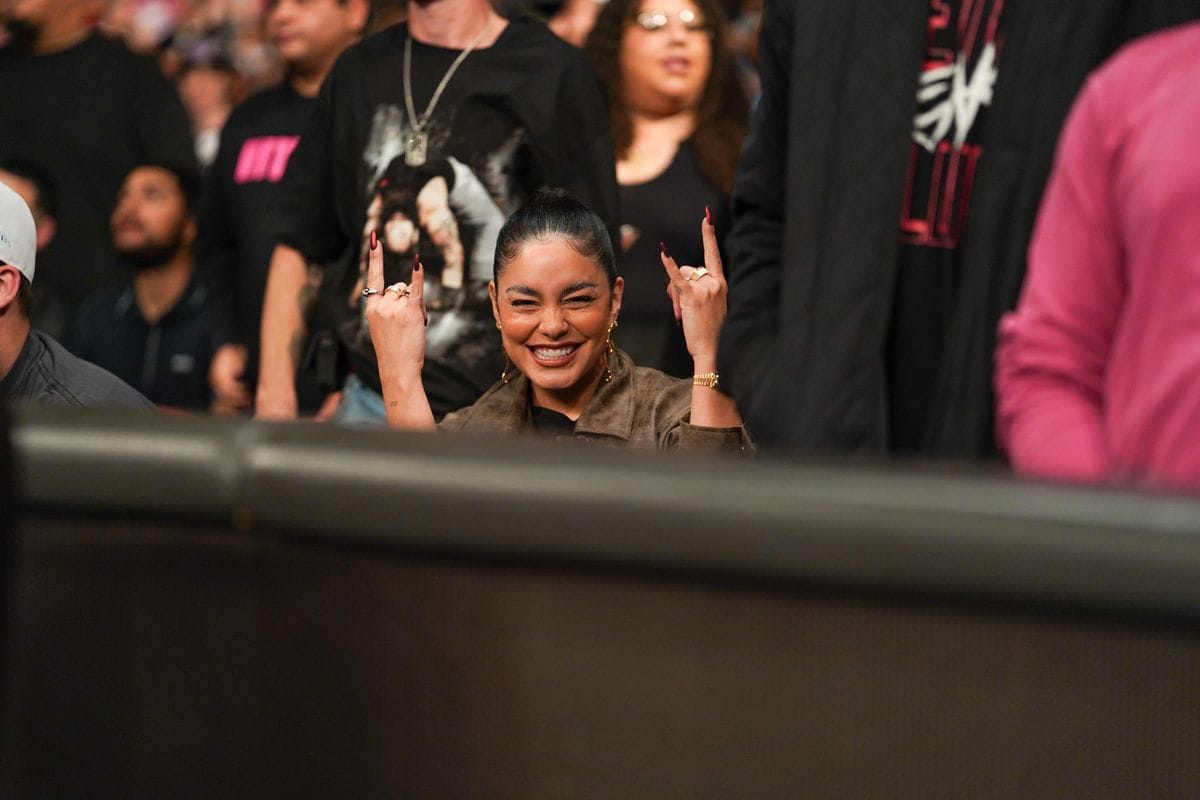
left=111, top=167, right=193, bottom=268
left=384, top=211, right=418, bottom=254
left=177, top=66, right=238, bottom=127
left=3, top=0, right=57, bottom=29
left=619, top=0, right=712, bottom=114
left=2, top=0, right=96, bottom=45
left=266, top=0, right=362, bottom=73
left=489, top=238, right=623, bottom=412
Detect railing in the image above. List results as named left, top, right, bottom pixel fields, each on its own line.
left=5, top=406, right=1200, bottom=797
left=11, top=405, right=1200, bottom=615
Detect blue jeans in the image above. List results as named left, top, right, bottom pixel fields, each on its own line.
left=334, top=374, right=388, bottom=427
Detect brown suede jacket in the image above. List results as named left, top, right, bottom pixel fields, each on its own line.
left=439, top=350, right=752, bottom=454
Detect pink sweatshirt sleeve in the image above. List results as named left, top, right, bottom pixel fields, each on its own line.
left=994, top=81, right=1126, bottom=482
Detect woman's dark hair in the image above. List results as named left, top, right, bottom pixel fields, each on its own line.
left=494, top=188, right=617, bottom=287
left=583, top=0, right=749, bottom=195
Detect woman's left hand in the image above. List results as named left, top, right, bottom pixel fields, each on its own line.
left=660, top=211, right=726, bottom=364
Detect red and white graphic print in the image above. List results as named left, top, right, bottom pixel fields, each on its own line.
left=900, top=0, right=1005, bottom=249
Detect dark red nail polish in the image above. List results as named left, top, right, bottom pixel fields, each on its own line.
left=660, top=241, right=672, bottom=259
left=370, top=230, right=378, bottom=251
left=412, top=252, right=420, bottom=272
left=705, top=206, right=714, bottom=226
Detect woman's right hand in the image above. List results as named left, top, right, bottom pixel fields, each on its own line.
left=364, top=231, right=428, bottom=385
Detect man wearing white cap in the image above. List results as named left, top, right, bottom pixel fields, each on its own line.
left=0, top=182, right=152, bottom=408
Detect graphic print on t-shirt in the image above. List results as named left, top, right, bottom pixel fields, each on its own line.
left=233, top=136, right=301, bottom=184
left=346, top=101, right=524, bottom=365
left=900, top=0, right=1005, bottom=249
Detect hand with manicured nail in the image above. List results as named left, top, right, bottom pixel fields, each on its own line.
left=659, top=211, right=727, bottom=366
left=364, top=234, right=436, bottom=429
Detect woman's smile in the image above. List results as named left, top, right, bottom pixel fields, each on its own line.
left=530, top=343, right=582, bottom=365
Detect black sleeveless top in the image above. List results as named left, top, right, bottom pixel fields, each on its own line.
left=616, top=141, right=724, bottom=377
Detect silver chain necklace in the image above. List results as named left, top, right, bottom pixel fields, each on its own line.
left=402, top=19, right=493, bottom=167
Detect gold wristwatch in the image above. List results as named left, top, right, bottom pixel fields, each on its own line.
left=692, top=372, right=719, bottom=388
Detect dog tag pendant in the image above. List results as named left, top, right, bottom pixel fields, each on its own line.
left=404, top=130, right=428, bottom=167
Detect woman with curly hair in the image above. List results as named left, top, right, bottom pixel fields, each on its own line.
left=583, top=0, right=748, bottom=377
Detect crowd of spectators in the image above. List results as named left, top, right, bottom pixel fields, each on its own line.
left=3, top=0, right=1200, bottom=490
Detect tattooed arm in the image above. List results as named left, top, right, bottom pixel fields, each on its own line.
left=257, top=243, right=325, bottom=420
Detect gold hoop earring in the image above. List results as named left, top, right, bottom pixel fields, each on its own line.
left=496, top=319, right=511, bottom=382
left=603, top=320, right=617, bottom=383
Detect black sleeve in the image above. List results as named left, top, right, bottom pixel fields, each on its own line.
left=194, top=118, right=241, bottom=349
left=540, top=52, right=620, bottom=235
left=717, top=0, right=792, bottom=421
left=268, top=58, right=347, bottom=264
left=130, top=52, right=199, bottom=174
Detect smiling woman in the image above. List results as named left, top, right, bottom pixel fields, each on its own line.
left=366, top=188, right=749, bottom=452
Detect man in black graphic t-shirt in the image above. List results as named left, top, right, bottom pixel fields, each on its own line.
left=259, top=3, right=618, bottom=423
left=719, top=0, right=1200, bottom=457
left=196, top=0, right=367, bottom=415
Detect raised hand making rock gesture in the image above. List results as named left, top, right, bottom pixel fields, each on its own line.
left=364, top=230, right=436, bottom=430
left=660, top=206, right=727, bottom=365
left=660, top=208, right=740, bottom=429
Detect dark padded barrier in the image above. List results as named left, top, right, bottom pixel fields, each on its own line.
left=4, top=406, right=1200, bottom=798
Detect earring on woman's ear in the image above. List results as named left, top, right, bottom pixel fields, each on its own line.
left=497, top=320, right=510, bottom=382
left=604, top=319, right=617, bottom=383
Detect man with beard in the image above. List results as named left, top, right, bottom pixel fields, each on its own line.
left=0, top=181, right=150, bottom=408
left=0, top=0, right=196, bottom=343
left=74, top=164, right=214, bottom=410
left=197, top=0, right=368, bottom=416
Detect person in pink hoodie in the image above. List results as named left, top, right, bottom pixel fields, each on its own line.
left=995, top=20, right=1200, bottom=490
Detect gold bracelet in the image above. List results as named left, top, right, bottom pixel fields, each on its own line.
left=692, top=372, right=719, bottom=388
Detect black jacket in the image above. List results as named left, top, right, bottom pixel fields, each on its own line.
left=73, top=280, right=214, bottom=411
left=718, top=0, right=1200, bottom=456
